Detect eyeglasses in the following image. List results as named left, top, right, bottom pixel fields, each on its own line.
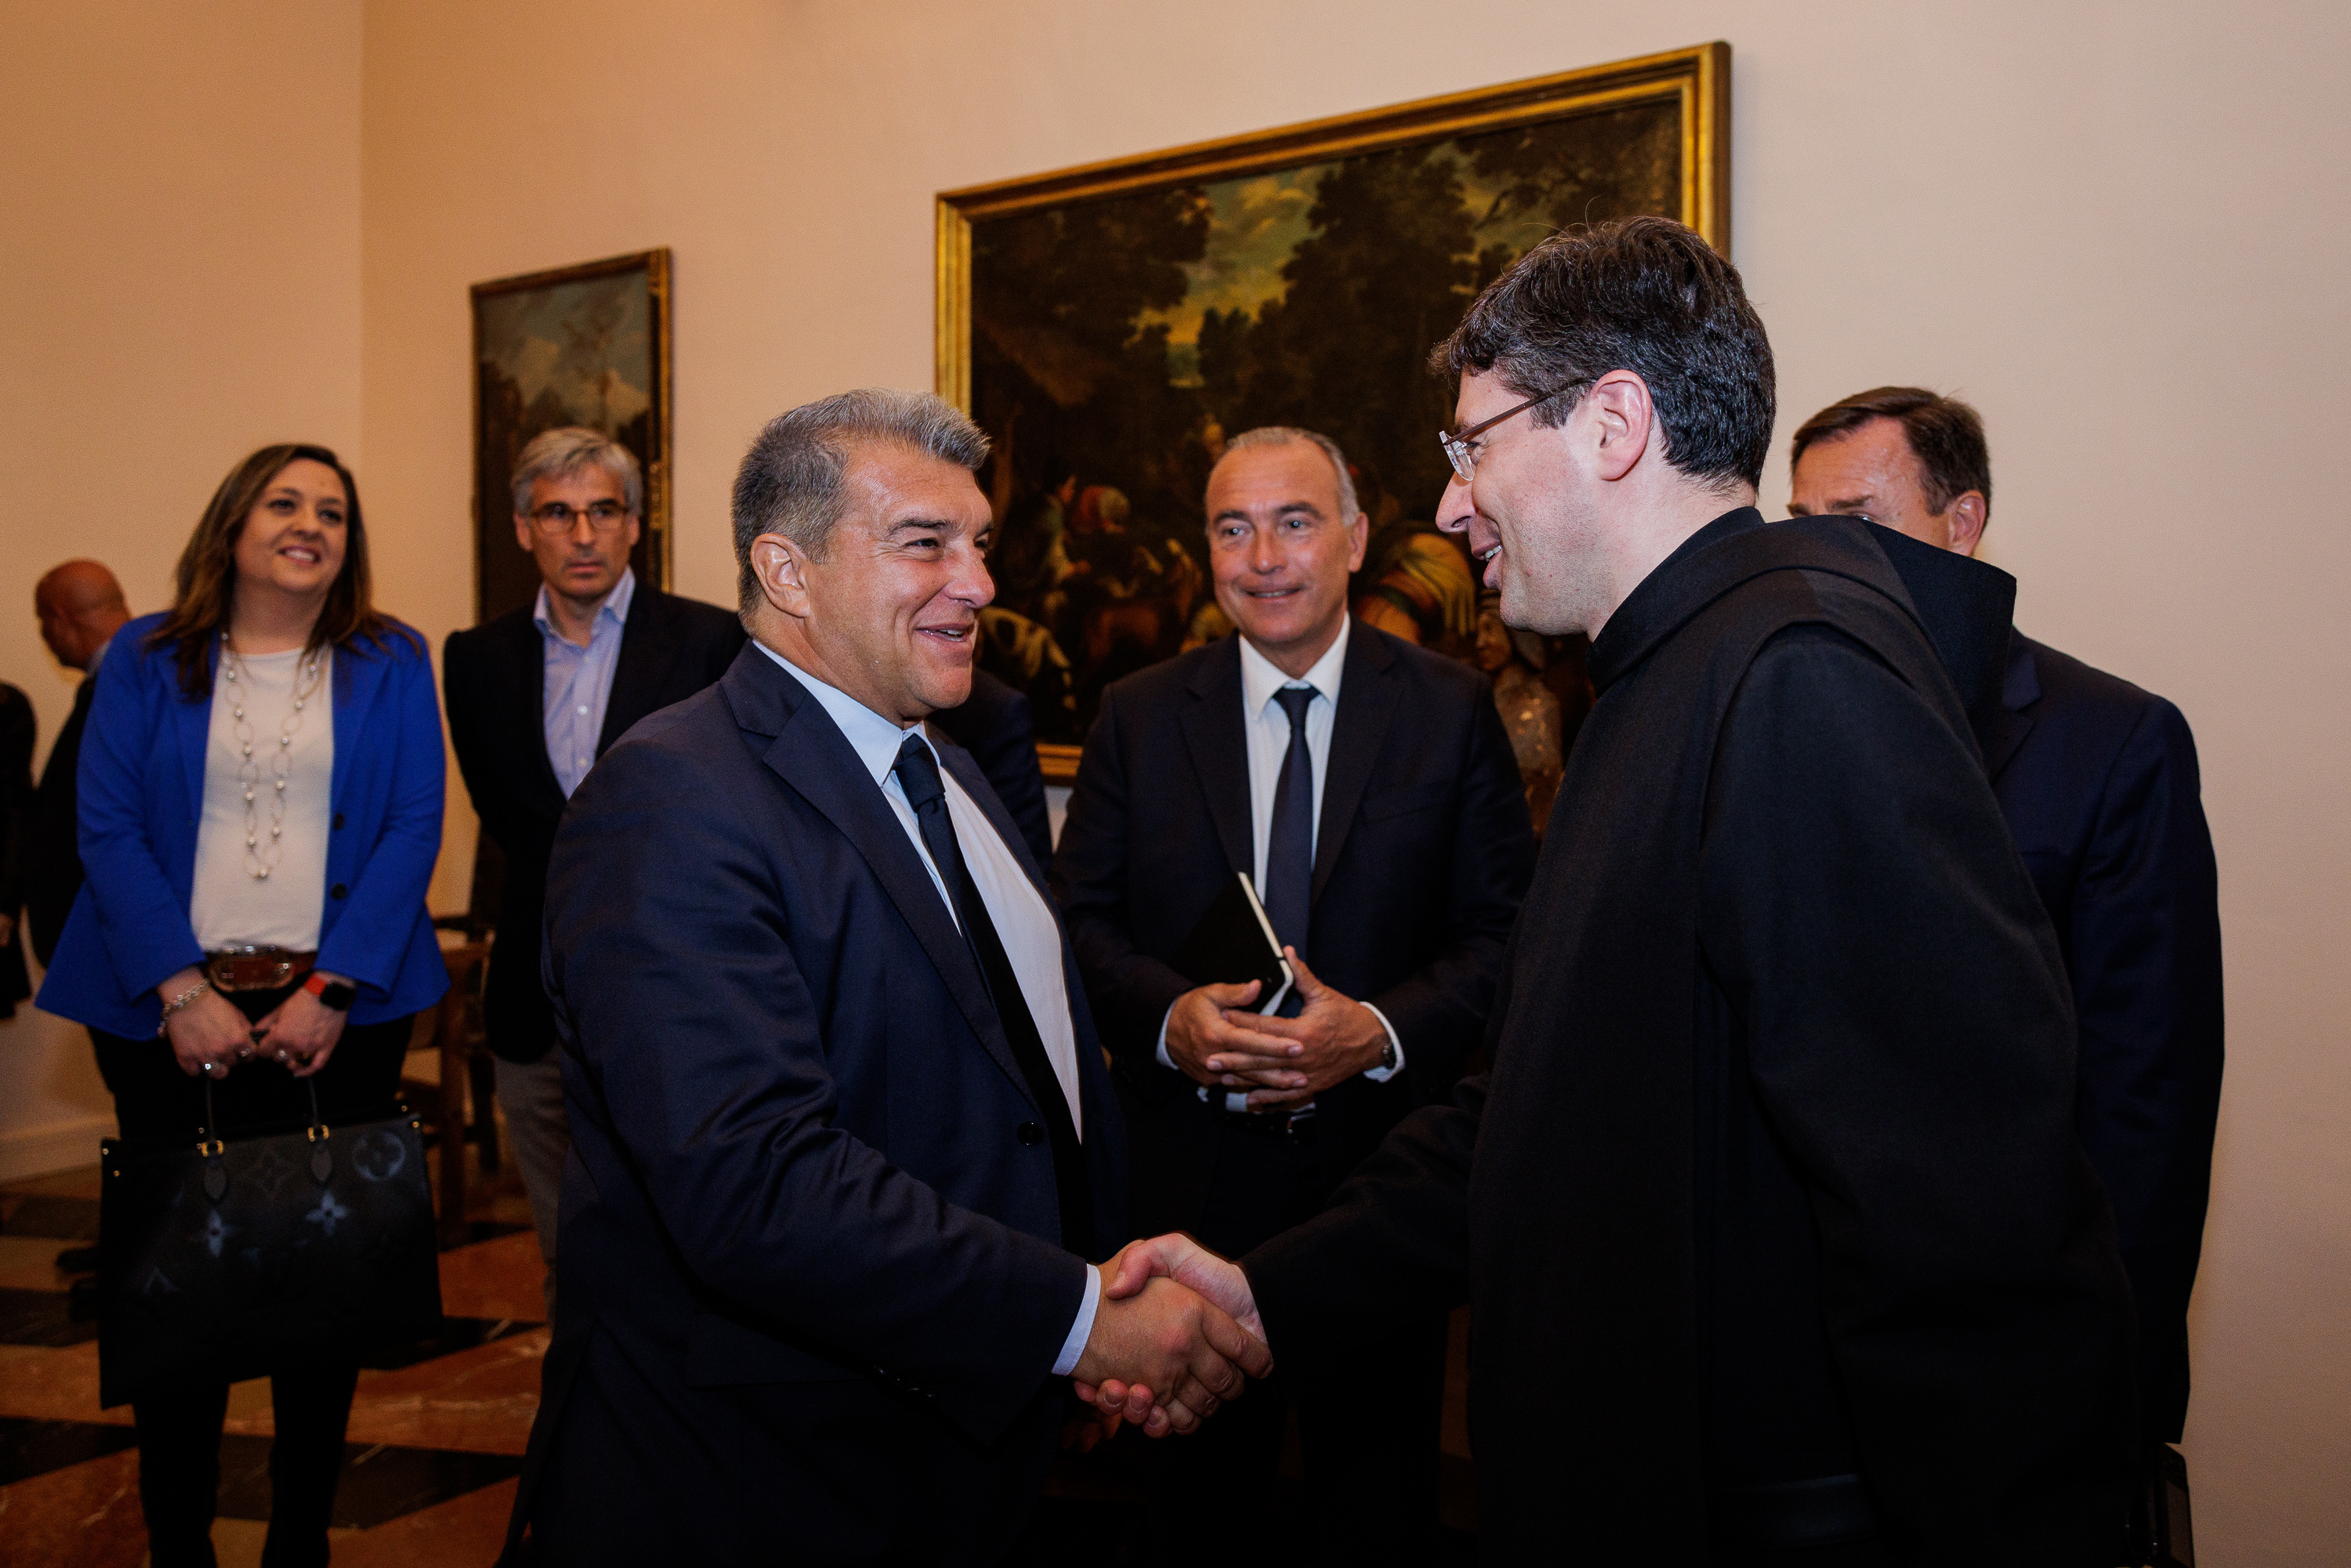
left=1436, top=386, right=1568, bottom=482
left=528, top=499, right=632, bottom=534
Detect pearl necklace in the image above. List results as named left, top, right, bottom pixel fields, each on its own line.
left=220, top=637, right=325, bottom=881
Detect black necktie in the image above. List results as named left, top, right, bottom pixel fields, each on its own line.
left=893, top=733, right=1092, bottom=1257
left=1262, top=686, right=1318, bottom=970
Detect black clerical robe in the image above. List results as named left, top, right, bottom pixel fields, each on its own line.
left=1244, top=511, right=2136, bottom=1566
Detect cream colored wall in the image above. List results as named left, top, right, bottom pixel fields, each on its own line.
left=2, top=0, right=2342, bottom=1558
left=359, top=4, right=2351, bottom=1559
left=0, top=0, right=363, bottom=1177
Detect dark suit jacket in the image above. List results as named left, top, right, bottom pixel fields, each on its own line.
left=27, top=672, right=95, bottom=969
left=513, top=646, right=1126, bottom=1565
left=1051, top=621, right=1531, bottom=1229
left=1989, top=632, right=2222, bottom=1443
left=443, top=585, right=745, bottom=1063
left=0, top=685, right=31, bottom=1012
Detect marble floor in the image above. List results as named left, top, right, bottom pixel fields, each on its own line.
left=0, top=1073, right=1476, bottom=1566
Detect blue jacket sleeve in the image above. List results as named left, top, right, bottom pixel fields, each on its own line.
left=77, top=636, right=205, bottom=1001
left=317, top=643, right=446, bottom=995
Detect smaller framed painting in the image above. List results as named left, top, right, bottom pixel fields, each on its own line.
left=470, top=248, right=673, bottom=625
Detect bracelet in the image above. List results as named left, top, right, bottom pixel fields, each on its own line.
left=156, top=980, right=213, bottom=1037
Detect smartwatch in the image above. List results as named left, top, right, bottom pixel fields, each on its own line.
left=302, top=972, right=357, bottom=1012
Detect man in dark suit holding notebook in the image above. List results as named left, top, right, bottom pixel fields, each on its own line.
left=1052, top=425, right=1532, bottom=1564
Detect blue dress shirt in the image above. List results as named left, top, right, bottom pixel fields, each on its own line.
left=538, top=567, right=636, bottom=798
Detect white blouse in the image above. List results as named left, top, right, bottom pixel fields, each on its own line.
left=188, top=646, right=335, bottom=951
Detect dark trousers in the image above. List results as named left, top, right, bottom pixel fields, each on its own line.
left=1147, top=1120, right=1448, bottom=1568
left=96, top=991, right=410, bottom=1568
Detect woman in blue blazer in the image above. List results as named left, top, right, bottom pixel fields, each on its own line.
left=39, top=442, right=447, bottom=1568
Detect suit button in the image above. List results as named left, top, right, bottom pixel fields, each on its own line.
left=331, top=813, right=346, bottom=829
left=1016, top=1121, right=1045, bottom=1146
left=329, top=883, right=348, bottom=900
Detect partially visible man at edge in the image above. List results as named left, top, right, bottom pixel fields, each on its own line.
left=505, top=390, right=1270, bottom=1564
left=29, top=560, right=132, bottom=966
left=1788, top=387, right=2222, bottom=1470
left=1089, top=218, right=2138, bottom=1566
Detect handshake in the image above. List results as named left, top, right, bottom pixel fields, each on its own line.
left=1067, top=1233, right=1268, bottom=1440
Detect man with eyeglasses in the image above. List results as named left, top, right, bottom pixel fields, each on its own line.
left=1091, top=219, right=2137, bottom=1563
left=444, top=426, right=747, bottom=1316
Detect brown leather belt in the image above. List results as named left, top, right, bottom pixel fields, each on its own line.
left=203, top=947, right=317, bottom=993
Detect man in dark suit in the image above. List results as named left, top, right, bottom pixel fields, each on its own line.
left=1093, top=223, right=2135, bottom=1564
left=1052, top=425, right=1531, bottom=1563
left=444, top=427, right=745, bottom=1318
left=505, top=390, right=1270, bottom=1565
left=27, top=559, right=130, bottom=967
left=1789, top=386, right=2224, bottom=1458
left=447, top=430, right=1056, bottom=1319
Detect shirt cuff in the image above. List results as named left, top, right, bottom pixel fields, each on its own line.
left=1360, top=1002, right=1405, bottom=1082
left=1155, top=1002, right=1178, bottom=1071
left=1052, top=1263, right=1103, bottom=1379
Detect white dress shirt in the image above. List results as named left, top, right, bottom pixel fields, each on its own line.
left=755, top=643, right=1101, bottom=1372
left=1157, top=621, right=1404, bottom=1095
left=190, top=647, right=334, bottom=951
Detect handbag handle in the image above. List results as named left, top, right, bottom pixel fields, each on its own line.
left=200, top=1078, right=227, bottom=1203
left=194, top=1079, right=335, bottom=1198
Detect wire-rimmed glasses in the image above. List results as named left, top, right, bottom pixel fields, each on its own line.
left=1437, top=387, right=1568, bottom=481
left=528, top=499, right=632, bottom=534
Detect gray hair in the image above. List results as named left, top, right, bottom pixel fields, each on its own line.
left=509, top=426, right=643, bottom=516
left=1219, top=425, right=1361, bottom=526
left=731, top=389, right=990, bottom=613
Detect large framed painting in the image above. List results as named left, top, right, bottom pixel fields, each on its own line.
left=937, top=44, right=1728, bottom=777
left=471, top=248, right=672, bottom=625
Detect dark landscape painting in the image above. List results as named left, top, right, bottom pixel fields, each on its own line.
left=945, top=55, right=1719, bottom=751
left=472, top=249, right=670, bottom=625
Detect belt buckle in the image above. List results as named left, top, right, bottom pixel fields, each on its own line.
left=205, top=946, right=310, bottom=993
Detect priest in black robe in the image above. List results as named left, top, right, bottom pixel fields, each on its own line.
left=1084, top=218, right=2137, bottom=1566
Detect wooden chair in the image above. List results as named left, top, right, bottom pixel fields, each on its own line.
left=415, top=837, right=505, bottom=1246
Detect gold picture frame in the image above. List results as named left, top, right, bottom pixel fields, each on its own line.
left=937, top=45, right=1729, bottom=782
left=470, top=248, right=674, bottom=625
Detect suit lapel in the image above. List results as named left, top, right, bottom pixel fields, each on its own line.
left=1987, top=630, right=2039, bottom=783
left=500, top=612, right=565, bottom=809
left=597, top=588, right=670, bottom=755
left=727, top=657, right=1033, bottom=1106
left=1311, top=622, right=1400, bottom=905
left=176, top=646, right=213, bottom=827
left=329, top=639, right=390, bottom=813
left=1176, top=637, right=1254, bottom=878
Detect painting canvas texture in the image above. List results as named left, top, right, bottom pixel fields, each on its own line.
left=473, top=253, right=666, bottom=625
left=960, top=92, right=1685, bottom=745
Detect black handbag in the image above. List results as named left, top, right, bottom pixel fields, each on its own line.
left=96, top=1080, right=443, bottom=1407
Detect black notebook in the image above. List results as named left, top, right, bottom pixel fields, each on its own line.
left=1172, top=873, right=1294, bottom=1015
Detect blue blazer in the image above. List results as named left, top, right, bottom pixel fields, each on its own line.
left=512, top=645, right=1126, bottom=1563
left=1989, top=631, right=2222, bottom=1444
left=38, top=612, right=449, bottom=1036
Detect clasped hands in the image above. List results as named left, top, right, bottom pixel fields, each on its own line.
left=1069, top=1233, right=1266, bottom=1442
left=157, top=966, right=349, bottom=1080
left=1165, top=947, right=1388, bottom=1108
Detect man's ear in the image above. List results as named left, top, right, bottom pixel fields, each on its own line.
left=1585, top=371, right=1657, bottom=483
left=1345, top=511, right=1370, bottom=574
left=751, top=534, right=814, bottom=621
left=1942, top=491, right=1988, bottom=558
left=513, top=513, right=536, bottom=552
